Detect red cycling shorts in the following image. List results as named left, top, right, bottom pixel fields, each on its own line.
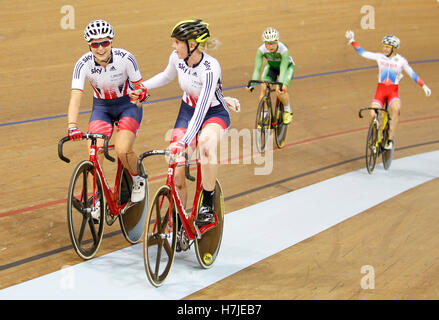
left=372, top=83, right=400, bottom=108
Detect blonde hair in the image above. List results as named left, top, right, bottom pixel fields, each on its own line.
left=189, top=38, right=221, bottom=51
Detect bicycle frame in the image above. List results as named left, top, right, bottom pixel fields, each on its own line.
left=248, top=80, right=283, bottom=128
left=138, top=147, right=218, bottom=241
left=359, top=105, right=390, bottom=148
left=58, top=133, right=133, bottom=217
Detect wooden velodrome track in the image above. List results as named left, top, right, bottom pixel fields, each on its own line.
left=1, top=0, right=438, bottom=299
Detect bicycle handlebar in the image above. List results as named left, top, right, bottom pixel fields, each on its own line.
left=358, top=107, right=389, bottom=119
left=137, top=149, right=195, bottom=182
left=247, top=80, right=284, bottom=92
left=58, top=133, right=115, bottom=163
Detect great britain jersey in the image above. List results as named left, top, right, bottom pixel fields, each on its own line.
left=350, top=41, right=424, bottom=86
left=71, top=48, right=143, bottom=99
left=142, top=50, right=227, bottom=146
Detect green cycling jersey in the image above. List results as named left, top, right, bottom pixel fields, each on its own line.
left=251, top=41, right=295, bottom=86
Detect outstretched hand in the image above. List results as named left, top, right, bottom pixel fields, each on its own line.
left=345, top=30, right=355, bottom=44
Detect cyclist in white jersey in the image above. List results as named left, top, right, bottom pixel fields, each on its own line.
left=67, top=19, right=146, bottom=203
left=130, top=19, right=231, bottom=227
left=345, top=30, right=431, bottom=150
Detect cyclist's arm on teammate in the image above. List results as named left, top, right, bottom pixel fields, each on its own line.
left=130, top=52, right=178, bottom=103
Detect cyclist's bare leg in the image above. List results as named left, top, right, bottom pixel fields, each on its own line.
left=174, top=165, right=187, bottom=209
left=198, top=123, right=226, bottom=192
left=276, top=88, right=290, bottom=108
left=368, top=103, right=380, bottom=125
left=388, top=100, right=401, bottom=141
left=114, top=129, right=138, bottom=175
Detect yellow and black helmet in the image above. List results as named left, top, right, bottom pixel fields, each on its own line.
left=171, top=19, right=210, bottom=43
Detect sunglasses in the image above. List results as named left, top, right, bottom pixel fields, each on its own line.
left=89, top=40, right=112, bottom=48
left=265, top=41, right=278, bottom=45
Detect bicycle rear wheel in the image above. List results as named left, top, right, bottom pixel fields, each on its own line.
left=365, top=121, right=378, bottom=174
left=143, top=185, right=177, bottom=287
left=255, top=97, right=271, bottom=153
left=274, top=100, right=288, bottom=148
left=67, top=160, right=105, bottom=260
left=119, top=164, right=148, bottom=244
left=195, top=179, right=225, bottom=269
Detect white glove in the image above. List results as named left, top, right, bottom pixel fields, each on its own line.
left=224, top=96, right=241, bottom=112
left=423, top=84, right=431, bottom=97
left=345, top=30, right=355, bottom=44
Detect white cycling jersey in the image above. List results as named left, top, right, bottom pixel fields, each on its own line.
left=142, top=50, right=227, bottom=146
left=351, top=41, right=424, bottom=86
left=71, top=48, right=143, bottom=99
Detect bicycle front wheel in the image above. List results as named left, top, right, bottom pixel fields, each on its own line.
left=365, top=121, right=378, bottom=174
left=143, top=185, right=177, bottom=287
left=255, top=97, right=271, bottom=153
left=274, top=100, right=288, bottom=148
left=195, top=179, right=225, bottom=269
left=67, top=160, right=105, bottom=260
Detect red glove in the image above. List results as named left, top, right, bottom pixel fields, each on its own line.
left=130, top=83, right=148, bottom=103
left=68, top=127, right=83, bottom=141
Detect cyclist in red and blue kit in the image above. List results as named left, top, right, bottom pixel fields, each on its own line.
left=345, top=30, right=431, bottom=150
left=67, top=19, right=147, bottom=202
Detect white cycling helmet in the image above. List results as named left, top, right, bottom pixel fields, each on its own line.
left=84, top=19, right=115, bottom=42
left=262, top=27, right=279, bottom=42
left=382, top=35, right=400, bottom=49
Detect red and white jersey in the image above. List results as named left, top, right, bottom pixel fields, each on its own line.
left=143, top=50, right=227, bottom=145
left=71, top=48, right=143, bottom=99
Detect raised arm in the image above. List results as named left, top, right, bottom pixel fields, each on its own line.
left=345, top=30, right=381, bottom=61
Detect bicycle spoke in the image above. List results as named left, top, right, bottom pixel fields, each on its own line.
left=154, top=238, right=163, bottom=278
left=77, top=214, right=88, bottom=245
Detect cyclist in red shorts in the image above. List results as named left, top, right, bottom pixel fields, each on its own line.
left=345, top=30, right=431, bottom=150
left=67, top=19, right=147, bottom=202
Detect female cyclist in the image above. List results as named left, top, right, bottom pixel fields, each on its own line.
left=67, top=19, right=147, bottom=203
left=130, top=19, right=231, bottom=227
left=345, top=30, right=432, bottom=150
left=246, top=27, right=295, bottom=124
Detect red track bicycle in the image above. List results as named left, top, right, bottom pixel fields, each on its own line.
left=137, top=141, right=225, bottom=287
left=58, top=133, right=148, bottom=260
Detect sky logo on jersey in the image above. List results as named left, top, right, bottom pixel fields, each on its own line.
left=91, top=67, right=102, bottom=75
left=178, top=62, right=188, bottom=73
left=113, top=50, right=127, bottom=58
left=82, top=54, right=93, bottom=63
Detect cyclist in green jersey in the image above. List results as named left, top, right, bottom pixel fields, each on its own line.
left=247, top=27, right=295, bottom=124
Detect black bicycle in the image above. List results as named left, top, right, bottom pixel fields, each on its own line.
left=359, top=100, right=394, bottom=174
left=248, top=80, right=289, bottom=152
